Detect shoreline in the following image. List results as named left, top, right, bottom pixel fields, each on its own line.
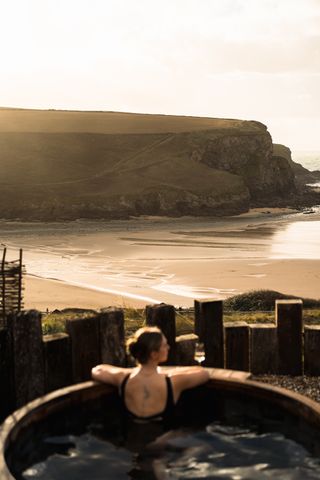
left=0, top=206, right=307, bottom=226
left=9, top=207, right=320, bottom=311
left=24, top=275, right=149, bottom=311
left=24, top=256, right=320, bottom=312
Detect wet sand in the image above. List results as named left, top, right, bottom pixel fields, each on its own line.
left=24, top=276, right=147, bottom=311
left=11, top=207, right=319, bottom=311
left=23, top=257, right=320, bottom=311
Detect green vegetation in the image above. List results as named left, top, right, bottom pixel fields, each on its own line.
left=0, top=131, right=248, bottom=219
left=42, top=316, right=66, bottom=335
left=272, top=144, right=292, bottom=163
left=42, top=307, right=195, bottom=337
left=0, top=108, right=263, bottom=135
left=42, top=310, right=96, bottom=335
left=224, top=289, right=320, bottom=311
left=0, top=108, right=271, bottom=220
left=41, top=290, right=320, bottom=336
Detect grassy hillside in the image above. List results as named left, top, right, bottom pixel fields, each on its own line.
left=0, top=130, right=246, bottom=198
left=273, top=144, right=292, bottom=162
left=0, top=107, right=265, bottom=134
left=0, top=108, right=278, bottom=220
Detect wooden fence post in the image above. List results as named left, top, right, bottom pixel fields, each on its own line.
left=225, top=322, right=250, bottom=371
left=276, top=300, right=303, bottom=375
left=195, top=300, right=224, bottom=368
left=250, top=324, right=278, bottom=374
left=9, top=310, right=45, bottom=408
left=175, top=334, right=198, bottom=365
left=194, top=300, right=203, bottom=341
left=146, top=303, right=176, bottom=364
left=1, top=248, right=6, bottom=320
left=99, top=308, right=126, bottom=366
left=304, top=326, right=320, bottom=376
left=43, top=333, right=72, bottom=393
left=0, top=328, right=14, bottom=419
left=66, top=315, right=100, bottom=383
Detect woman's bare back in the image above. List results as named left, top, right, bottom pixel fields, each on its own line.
left=121, top=371, right=170, bottom=418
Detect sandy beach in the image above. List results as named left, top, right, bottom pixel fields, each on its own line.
left=24, top=275, right=147, bottom=311
left=1, top=207, right=319, bottom=311
left=23, top=257, right=320, bottom=311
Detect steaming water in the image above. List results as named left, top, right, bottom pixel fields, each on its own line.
left=22, top=424, right=320, bottom=479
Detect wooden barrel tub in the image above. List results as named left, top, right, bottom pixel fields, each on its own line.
left=1, top=369, right=320, bottom=479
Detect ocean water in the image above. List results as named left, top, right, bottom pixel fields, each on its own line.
left=292, top=151, right=320, bottom=172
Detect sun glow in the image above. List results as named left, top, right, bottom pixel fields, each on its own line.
left=1, top=0, right=319, bottom=150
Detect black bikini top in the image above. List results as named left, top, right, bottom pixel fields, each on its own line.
left=120, top=374, right=175, bottom=423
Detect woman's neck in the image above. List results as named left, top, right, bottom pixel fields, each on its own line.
left=138, top=362, right=159, bottom=375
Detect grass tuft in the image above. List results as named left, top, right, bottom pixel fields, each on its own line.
left=41, top=290, right=320, bottom=336
left=224, top=289, right=320, bottom=311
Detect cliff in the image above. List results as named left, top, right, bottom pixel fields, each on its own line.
left=198, top=126, right=295, bottom=199
left=0, top=108, right=299, bottom=220
left=273, top=144, right=320, bottom=188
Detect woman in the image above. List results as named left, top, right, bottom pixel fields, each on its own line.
left=91, top=326, right=209, bottom=423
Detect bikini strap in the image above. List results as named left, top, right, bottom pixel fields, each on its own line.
left=120, top=373, right=130, bottom=399
left=164, top=376, right=175, bottom=412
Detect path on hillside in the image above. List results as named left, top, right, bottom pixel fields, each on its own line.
left=0, top=133, right=175, bottom=187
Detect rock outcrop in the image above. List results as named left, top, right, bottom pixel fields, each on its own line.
left=273, top=144, right=320, bottom=188
left=198, top=126, right=296, bottom=199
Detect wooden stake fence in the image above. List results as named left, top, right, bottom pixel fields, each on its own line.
left=0, top=297, right=318, bottom=421
left=0, top=249, right=24, bottom=327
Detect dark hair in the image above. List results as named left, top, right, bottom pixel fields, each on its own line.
left=127, top=327, right=163, bottom=364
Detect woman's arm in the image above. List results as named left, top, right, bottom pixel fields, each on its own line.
left=91, top=364, right=133, bottom=387
left=168, top=367, right=210, bottom=401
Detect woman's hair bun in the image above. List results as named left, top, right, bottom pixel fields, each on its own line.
left=128, top=340, right=138, bottom=358
left=126, top=327, right=163, bottom=364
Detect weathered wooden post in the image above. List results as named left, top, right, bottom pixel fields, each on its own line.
left=66, top=315, right=100, bottom=383
left=194, top=300, right=203, bottom=341
left=250, top=324, right=278, bottom=374
left=225, top=322, right=250, bottom=371
left=304, top=326, right=320, bottom=376
left=99, top=308, right=126, bottom=366
left=43, top=333, right=72, bottom=393
left=0, top=328, right=14, bottom=419
left=9, top=310, right=45, bottom=408
left=146, top=303, right=176, bottom=364
left=276, top=299, right=303, bottom=375
left=175, top=334, right=198, bottom=365
left=194, top=300, right=224, bottom=368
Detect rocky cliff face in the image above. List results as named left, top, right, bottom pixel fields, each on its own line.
left=197, top=126, right=296, bottom=199
left=109, top=186, right=250, bottom=218
left=273, top=144, right=320, bottom=188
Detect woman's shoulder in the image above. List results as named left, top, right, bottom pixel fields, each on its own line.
left=91, top=364, right=135, bottom=386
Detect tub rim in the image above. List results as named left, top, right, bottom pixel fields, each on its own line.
left=1, top=368, right=320, bottom=479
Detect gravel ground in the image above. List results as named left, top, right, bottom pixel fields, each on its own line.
left=252, top=375, right=320, bottom=403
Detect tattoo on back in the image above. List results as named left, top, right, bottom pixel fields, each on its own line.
left=143, top=385, right=150, bottom=400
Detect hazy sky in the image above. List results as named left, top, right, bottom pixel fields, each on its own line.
left=1, top=0, right=319, bottom=151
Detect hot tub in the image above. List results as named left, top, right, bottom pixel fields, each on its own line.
left=1, top=369, right=320, bottom=479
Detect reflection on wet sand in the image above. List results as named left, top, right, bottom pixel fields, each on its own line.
left=0, top=210, right=319, bottom=309
left=271, top=221, right=320, bottom=259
